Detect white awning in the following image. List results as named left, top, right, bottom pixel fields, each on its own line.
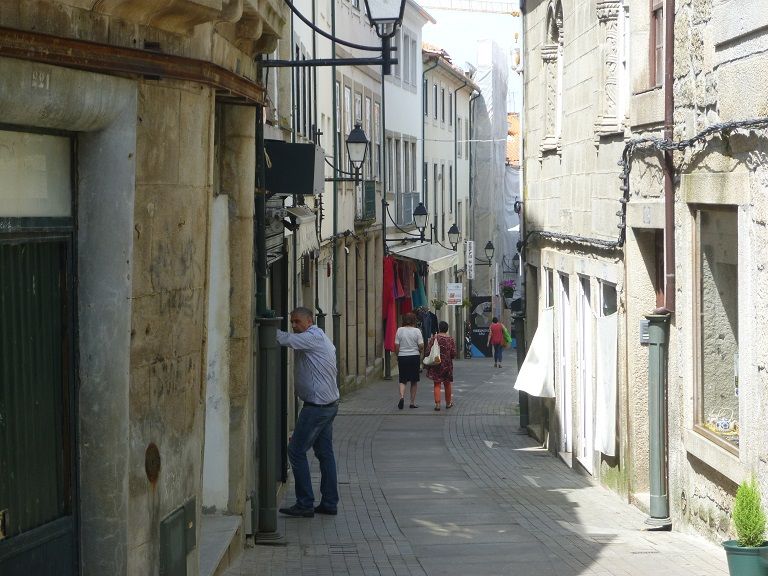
left=513, top=307, right=555, bottom=398
left=389, top=241, right=458, bottom=275
left=286, top=205, right=318, bottom=256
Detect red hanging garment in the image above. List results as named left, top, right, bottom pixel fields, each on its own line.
left=401, top=296, right=413, bottom=315
left=384, top=299, right=397, bottom=351
left=382, top=256, right=394, bottom=320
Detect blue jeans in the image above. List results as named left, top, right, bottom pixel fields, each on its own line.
left=493, top=344, right=503, bottom=364
left=288, top=403, right=339, bottom=511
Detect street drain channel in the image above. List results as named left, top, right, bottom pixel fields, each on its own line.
left=328, top=544, right=359, bottom=556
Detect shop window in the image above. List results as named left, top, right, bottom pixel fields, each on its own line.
left=694, top=207, right=739, bottom=452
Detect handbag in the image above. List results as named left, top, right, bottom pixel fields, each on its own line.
left=423, top=337, right=442, bottom=366
left=502, top=325, right=512, bottom=348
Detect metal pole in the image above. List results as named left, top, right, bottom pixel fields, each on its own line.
left=381, top=51, right=392, bottom=381
left=646, top=313, right=671, bottom=529
left=512, top=312, right=528, bottom=429
left=255, top=315, right=282, bottom=541
left=333, top=311, right=342, bottom=388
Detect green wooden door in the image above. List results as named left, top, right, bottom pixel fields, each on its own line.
left=0, top=240, right=76, bottom=575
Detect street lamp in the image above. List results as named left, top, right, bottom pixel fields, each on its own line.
left=254, top=0, right=405, bottom=541
left=413, top=202, right=429, bottom=241
left=324, top=124, right=370, bottom=183
left=364, top=0, right=408, bottom=38
left=448, top=223, right=460, bottom=250
left=364, top=0, right=407, bottom=75
left=346, top=123, right=369, bottom=170
left=485, top=240, right=495, bottom=263
left=261, top=0, right=406, bottom=74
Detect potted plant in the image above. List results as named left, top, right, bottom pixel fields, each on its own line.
left=723, top=476, right=768, bottom=576
left=431, top=298, right=446, bottom=311
left=500, top=279, right=516, bottom=309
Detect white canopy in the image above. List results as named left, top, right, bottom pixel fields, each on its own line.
left=513, top=307, right=555, bottom=398
left=389, top=241, right=458, bottom=275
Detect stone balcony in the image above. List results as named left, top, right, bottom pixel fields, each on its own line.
left=63, top=0, right=286, bottom=55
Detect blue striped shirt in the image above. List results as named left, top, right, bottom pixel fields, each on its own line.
left=276, top=325, right=339, bottom=405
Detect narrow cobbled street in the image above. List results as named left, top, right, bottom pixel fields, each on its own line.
left=225, top=359, right=727, bottom=576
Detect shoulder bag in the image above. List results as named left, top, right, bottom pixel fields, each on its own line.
left=423, top=337, right=442, bottom=366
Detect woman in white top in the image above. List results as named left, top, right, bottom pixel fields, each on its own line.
left=394, top=312, right=424, bottom=409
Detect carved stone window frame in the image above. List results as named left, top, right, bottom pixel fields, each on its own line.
left=541, top=0, right=564, bottom=156
left=594, top=1, right=624, bottom=139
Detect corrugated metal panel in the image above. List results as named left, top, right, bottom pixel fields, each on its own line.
left=0, top=241, right=66, bottom=538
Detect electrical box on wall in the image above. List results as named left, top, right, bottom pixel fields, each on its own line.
left=160, top=498, right=196, bottom=576
left=264, top=140, right=324, bottom=198
left=639, top=319, right=650, bottom=345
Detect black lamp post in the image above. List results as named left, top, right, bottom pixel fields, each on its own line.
left=364, top=0, right=408, bottom=37
left=484, top=240, right=495, bottom=263
left=346, top=123, right=369, bottom=178
left=254, top=0, right=406, bottom=542
left=448, top=223, right=460, bottom=250
left=413, top=202, right=429, bottom=242
left=327, top=123, right=370, bottom=183
left=261, top=0, right=407, bottom=73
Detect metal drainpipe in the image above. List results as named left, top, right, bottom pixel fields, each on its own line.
left=453, top=80, right=466, bottom=348
left=663, top=0, right=675, bottom=315
left=515, top=5, right=529, bottom=429
left=345, top=238, right=349, bottom=376
left=331, top=0, right=341, bottom=388
left=467, top=91, right=480, bottom=300
left=644, top=0, right=675, bottom=531
left=311, top=0, right=324, bottom=331
left=452, top=81, right=467, bottom=216
left=645, top=313, right=671, bottom=528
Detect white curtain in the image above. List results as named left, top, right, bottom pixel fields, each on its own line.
left=514, top=307, right=555, bottom=398
left=595, top=312, right=618, bottom=456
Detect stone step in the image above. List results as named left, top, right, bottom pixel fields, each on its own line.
left=199, top=513, right=242, bottom=576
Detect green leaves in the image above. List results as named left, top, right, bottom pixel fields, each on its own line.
left=734, top=477, right=766, bottom=547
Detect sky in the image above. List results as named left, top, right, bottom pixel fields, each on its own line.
left=422, top=8, right=523, bottom=112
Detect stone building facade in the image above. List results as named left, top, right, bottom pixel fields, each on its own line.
left=0, top=2, right=285, bottom=575
left=630, top=0, right=768, bottom=543
left=522, top=0, right=768, bottom=546
left=521, top=0, right=629, bottom=484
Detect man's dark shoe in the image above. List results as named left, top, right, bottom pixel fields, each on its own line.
left=279, top=504, right=314, bottom=518
left=314, top=505, right=338, bottom=516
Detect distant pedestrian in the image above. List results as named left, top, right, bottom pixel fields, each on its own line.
left=277, top=307, right=339, bottom=518
left=487, top=316, right=504, bottom=368
left=426, top=321, right=457, bottom=410
left=395, top=312, right=424, bottom=409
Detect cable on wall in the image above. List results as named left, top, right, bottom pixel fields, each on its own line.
left=520, top=117, right=768, bottom=253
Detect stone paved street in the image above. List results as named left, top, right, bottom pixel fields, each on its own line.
left=224, top=357, right=728, bottom=576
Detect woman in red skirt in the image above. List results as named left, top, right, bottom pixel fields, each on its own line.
left=426, top=321, right=457, bottom=411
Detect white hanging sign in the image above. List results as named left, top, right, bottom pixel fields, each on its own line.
left=466, top=240, right=475, bottom=280
left=446, top=283, right=463, bottom=306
